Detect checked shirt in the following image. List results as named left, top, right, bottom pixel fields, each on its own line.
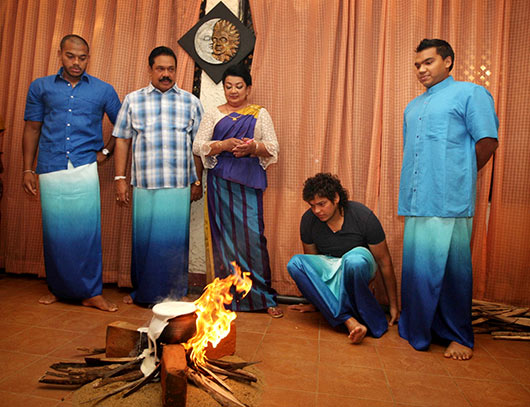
left=113, top=83, right=203, bottom=189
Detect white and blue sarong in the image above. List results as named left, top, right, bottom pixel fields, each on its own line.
left=39, top=161, right=102, bottom=300
left=287, top=247, right=388, bottom=337
left=131, top=186, right=190, bottom=304
left=399, top=217, right=474, bottom=350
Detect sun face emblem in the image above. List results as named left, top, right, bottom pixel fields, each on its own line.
left=212, top=19, right=240, bottom=63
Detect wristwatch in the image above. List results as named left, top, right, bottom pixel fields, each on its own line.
left=101, top=148, right=110, bottom=157
left=193, top=180, right=201, bottom=186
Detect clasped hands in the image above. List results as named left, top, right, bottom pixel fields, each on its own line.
left=223, top=137, right=257, bottom=158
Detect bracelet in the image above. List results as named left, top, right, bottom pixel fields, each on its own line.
left=23, top=170, right=35, bottom=174
left=114, top=175, right=126, bottom=181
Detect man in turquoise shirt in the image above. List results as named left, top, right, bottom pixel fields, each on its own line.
left=398, top=39, right=498, bottom=360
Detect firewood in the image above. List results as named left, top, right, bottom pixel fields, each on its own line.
left=207, top=358, right=261, bottom=371
left=80, top=378, right=144, bottom=404
left=492, top=335, right=530, bottom=341
left=76, top=347, right=106, bottom=355
left=84, top=356, right=137, bottom=365
left=186, top=369, right=247, bottom=407
left=491, top=331, right=530, bottom=337
left=39, top=375, right=88, bottom=385
left=94, top=370, right=144, bottom=388
left=122, top=363, right=160, bottom=398
left=101, top=358, right=142, bottom=379
left=197, top=363, right=234, bottom=394
left=204, top=361, right=258, bottom=383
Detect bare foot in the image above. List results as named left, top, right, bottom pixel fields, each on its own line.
left=123, top=295, right=133, bottom=304
left=82, top=295, right=118, bottom=312
left=444, top=341, right=473, bottom=360
left=288, top=303, right=317, bottom=313
left=39, top=293, right=58, bottom=305
left=344, top=317, right=367, bottom=344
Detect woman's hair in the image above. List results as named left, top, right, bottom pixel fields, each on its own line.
left=222, top=64, right=252, bottom=86
left=303, top=173, right=349, bottom=209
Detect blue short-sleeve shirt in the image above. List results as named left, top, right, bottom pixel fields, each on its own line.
left=24, top=68, right=121, bottom=174
left=398, top=76, right=499, bottom=217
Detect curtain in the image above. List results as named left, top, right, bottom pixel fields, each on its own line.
left=0, top=0, right=202, bottom=286
left=249, top=0, right=529, bottom=305
left=1, top=0, right=529, bottom=306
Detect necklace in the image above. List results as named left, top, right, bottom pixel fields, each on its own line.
left=229, top=112, right=244, bottom=121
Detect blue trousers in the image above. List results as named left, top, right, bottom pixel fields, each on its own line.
left=287, top=247, right=388, bottom=337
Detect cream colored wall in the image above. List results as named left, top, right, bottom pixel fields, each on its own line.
left=189, top=0, right=240, bottom=275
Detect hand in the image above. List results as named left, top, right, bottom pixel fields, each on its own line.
left=190, top=184, right=203, bottom=202
left=221, top=137, right=244, bottom=153
left=388, top=304, right=400, bottom=326
left=232, top=138, right=256, bottom=158
left=96, top=151, right=108, bottom=163
left=115, top=179, right=130, bottom=206
left=23, top=172, right=37, bottom=196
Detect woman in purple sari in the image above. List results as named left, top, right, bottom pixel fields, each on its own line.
left=193, top=65, right=282, bottom=318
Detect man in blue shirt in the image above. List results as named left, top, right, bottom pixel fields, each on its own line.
left=22, top=34, right=121, bottom=311
left=113, top=46, right=204, bottom=305
left=398, top=39, right=499, bottom=360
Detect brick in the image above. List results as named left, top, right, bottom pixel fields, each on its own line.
left=161, top=344, right=187, bottom=407
left=105, top=321, right=142, bottom=358
left=205, top=321, right=236, bottom=360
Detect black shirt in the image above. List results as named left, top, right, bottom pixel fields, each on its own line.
left=300, top=201, right=385, bottom=258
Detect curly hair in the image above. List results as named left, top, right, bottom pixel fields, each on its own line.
left=302, top=173, right=349, bottom=210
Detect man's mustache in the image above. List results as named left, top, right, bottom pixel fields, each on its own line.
left=160, top=77, right=172, bottom=82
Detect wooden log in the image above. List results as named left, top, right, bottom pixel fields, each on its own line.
left=186, top=368, right=246, bottom=407
left=205, top=361, right=257, bottom=383
left=491, top=331, right=530, bottom=337
left=207, top=358, right=260, bottom=371
left=492, top=336, right=530, bottom=341
left=94, top=370, right=144, bottom=388
left=161, top=345, right=188, bottom=407
left=106, top=321, right=143, bottom=358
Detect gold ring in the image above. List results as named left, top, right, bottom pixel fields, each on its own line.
left=116, top=197, right=119, bottom=201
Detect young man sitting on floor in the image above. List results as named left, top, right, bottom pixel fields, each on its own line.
left=287, top=173, right=400, bottom=343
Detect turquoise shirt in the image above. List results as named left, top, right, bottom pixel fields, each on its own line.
left=398, top=76, right=499, bottom=217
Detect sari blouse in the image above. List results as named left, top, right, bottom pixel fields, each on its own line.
left=193, top=106, right=279, bottom=174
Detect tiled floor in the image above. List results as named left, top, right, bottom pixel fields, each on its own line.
left=0, top=273, right=529, bottom=407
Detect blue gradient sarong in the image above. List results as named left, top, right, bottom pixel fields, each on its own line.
left=399, top=217, right=474, bottom=350
left=287, top=247, right=388, bottom=337
left=207, top=173, right=277, bottom=311
left=131, top=187, right=190, bottom=304
left=39, top=161, right=102, bottom=300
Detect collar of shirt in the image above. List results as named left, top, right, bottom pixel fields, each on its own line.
left=426, top=75, right=454, bottom=95
left=146, top=82, right=181, bottom=95
left=54, top=67, right=90, bottom=84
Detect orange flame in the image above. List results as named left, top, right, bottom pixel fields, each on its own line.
left=183, top=261, right=252, bottom=366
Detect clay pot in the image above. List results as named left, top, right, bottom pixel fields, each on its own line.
left=159, top=312, right=198, bottom=344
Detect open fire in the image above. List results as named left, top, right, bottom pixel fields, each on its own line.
left=39, top=262, right=259, bottom=406
left=184, top=261, right=252, bottom=367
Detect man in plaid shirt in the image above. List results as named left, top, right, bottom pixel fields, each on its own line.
left=113, top=46, right=204, bottom=305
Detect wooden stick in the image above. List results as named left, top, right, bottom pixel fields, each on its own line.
left=122, top=363, right=160, bottom=398
left=186, top=369, right=247, bottom=407
left=492, top=336, right=530, bottom=341
left=205, top=361, right=257, bottom=383
left=94, top=370, right=144, bottom=388
left=207, top=358, right=261, bottom=371
left=80, top=378, right=143, bottom=404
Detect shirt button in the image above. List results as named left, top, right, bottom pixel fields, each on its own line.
left=67, top=123, right=70, bottom=127
left=68, top=83, right=71, bottom=87
left=68, top=109, right=72, bottom=112
left=70, top=96, right=74, bottom=99
left=66, top=151, right=70, bottom=154
left=66, top=137, right=70, bottom=140
left=419, top=117, right=422, bottom=120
